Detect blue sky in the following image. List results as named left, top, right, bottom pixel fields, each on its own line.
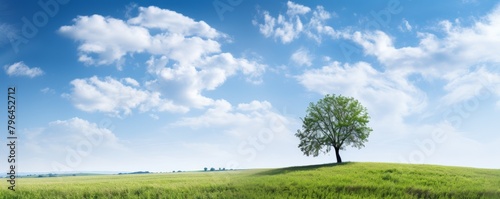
left=1, top=0, right=499, bottom=173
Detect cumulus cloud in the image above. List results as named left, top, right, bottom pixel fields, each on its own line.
left=4, top=61, right=44, bottom=78
left=253, top=1, right=337, bottom=43
left=64, top=76, right=187, bottom=116
left=59, top=6, right=225, bottom=67
left=128, top=6, right=220, bottom=38
left=59, top=15, right=151, bottom=68
left=290, top=47, right=313, bottom=66
left=144, top=53, right=265, bottom=109
left=60, top=6, right=266, bottom=113
left=345, top=5, right=500, bottom=106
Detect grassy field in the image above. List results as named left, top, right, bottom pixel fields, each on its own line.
left=2, top=162, right=499, bottom=198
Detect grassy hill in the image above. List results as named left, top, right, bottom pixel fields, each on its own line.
left=2, top=162, right=499, bottom=198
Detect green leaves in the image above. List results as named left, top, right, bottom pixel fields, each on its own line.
left=295, top=94, right=373, bottom=160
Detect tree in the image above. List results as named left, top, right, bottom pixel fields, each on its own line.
left=295, top=94, right=372, bottom=163
left=204, top=167, right=208, bottom=172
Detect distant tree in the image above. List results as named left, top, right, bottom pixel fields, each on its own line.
left=222, top=168, right=226, bottom=171
left=177, top=170, right=182, bottom=173
left=204, top=167, right=208, bottom=172
left=296, top=94, right=372, bottom=163
left=210, top=167, right=215, bottom=171
left=172, top=171, right=175, bottom=173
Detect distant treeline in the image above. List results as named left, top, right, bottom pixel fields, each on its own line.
left=12, top=173, right=88, bottom=178
left=203, top=167, right=233, bottom=172
left=118, top=171, right=150, bottom=175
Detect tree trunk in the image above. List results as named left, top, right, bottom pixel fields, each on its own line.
left=334, top=147, right=342, bottom=163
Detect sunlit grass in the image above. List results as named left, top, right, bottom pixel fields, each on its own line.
left=2, top=162, right=499, bottom=198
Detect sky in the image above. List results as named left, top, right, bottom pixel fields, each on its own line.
left=0, top=0, right=499, bottom=173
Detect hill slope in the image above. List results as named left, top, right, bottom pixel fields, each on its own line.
left=3, top=162, right=500, bottom=198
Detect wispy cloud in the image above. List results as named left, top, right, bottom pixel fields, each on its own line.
left=399, top=19, right=412, bottom=32
left=253, top=1, right=338, bottom=44
left=290, top=47, right=313, bottom=67
left=4, top=61, right=44, bottom=78
left=41, top=87, right=55, bottom=94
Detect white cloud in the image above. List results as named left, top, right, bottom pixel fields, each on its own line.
left=174, top=99, right=241, bottom=127
left=348, top=8, right=500, bottom=76
left=290, top=47, right=313, bottom=66
left=47, top=117, right=120, bottom=147
left=345, top=5, right=500, bottom=106
left=121, top=77, right=140, bottom=87
left=59, top=6, right=225, bottom=67
left=399, top=19, right=412, bottom=32
left=4, top=61, right=44, bottom=78
left=128, top=6, right=220, bottom=39
left=254, top=1, right=337, bottom=44
left=60, top=6, right=267, bottom=113
left=41, top=87, right=55, bottom=94
left=352, top=5, right=500, bottom=75
left=59, top=15, right=151, bottom=68
left=64, top=76, right=187, bottom=116
left=253, top=11, right=275, bottom=38
left=145, top=53, right=265, bottom=109
left=306, top=5, right=337, bottom=43
left=286, top=1, right=311, bottom=16
left=496, top=101, right=500, bottom=110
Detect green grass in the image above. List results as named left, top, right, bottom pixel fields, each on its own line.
left=1, top=162, right=499, bottom=198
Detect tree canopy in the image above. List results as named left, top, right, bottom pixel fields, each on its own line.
left=295, top=94, right=372, bottom=163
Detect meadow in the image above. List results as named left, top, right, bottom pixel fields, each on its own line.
left=1, top=162, right=499, bottom=198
